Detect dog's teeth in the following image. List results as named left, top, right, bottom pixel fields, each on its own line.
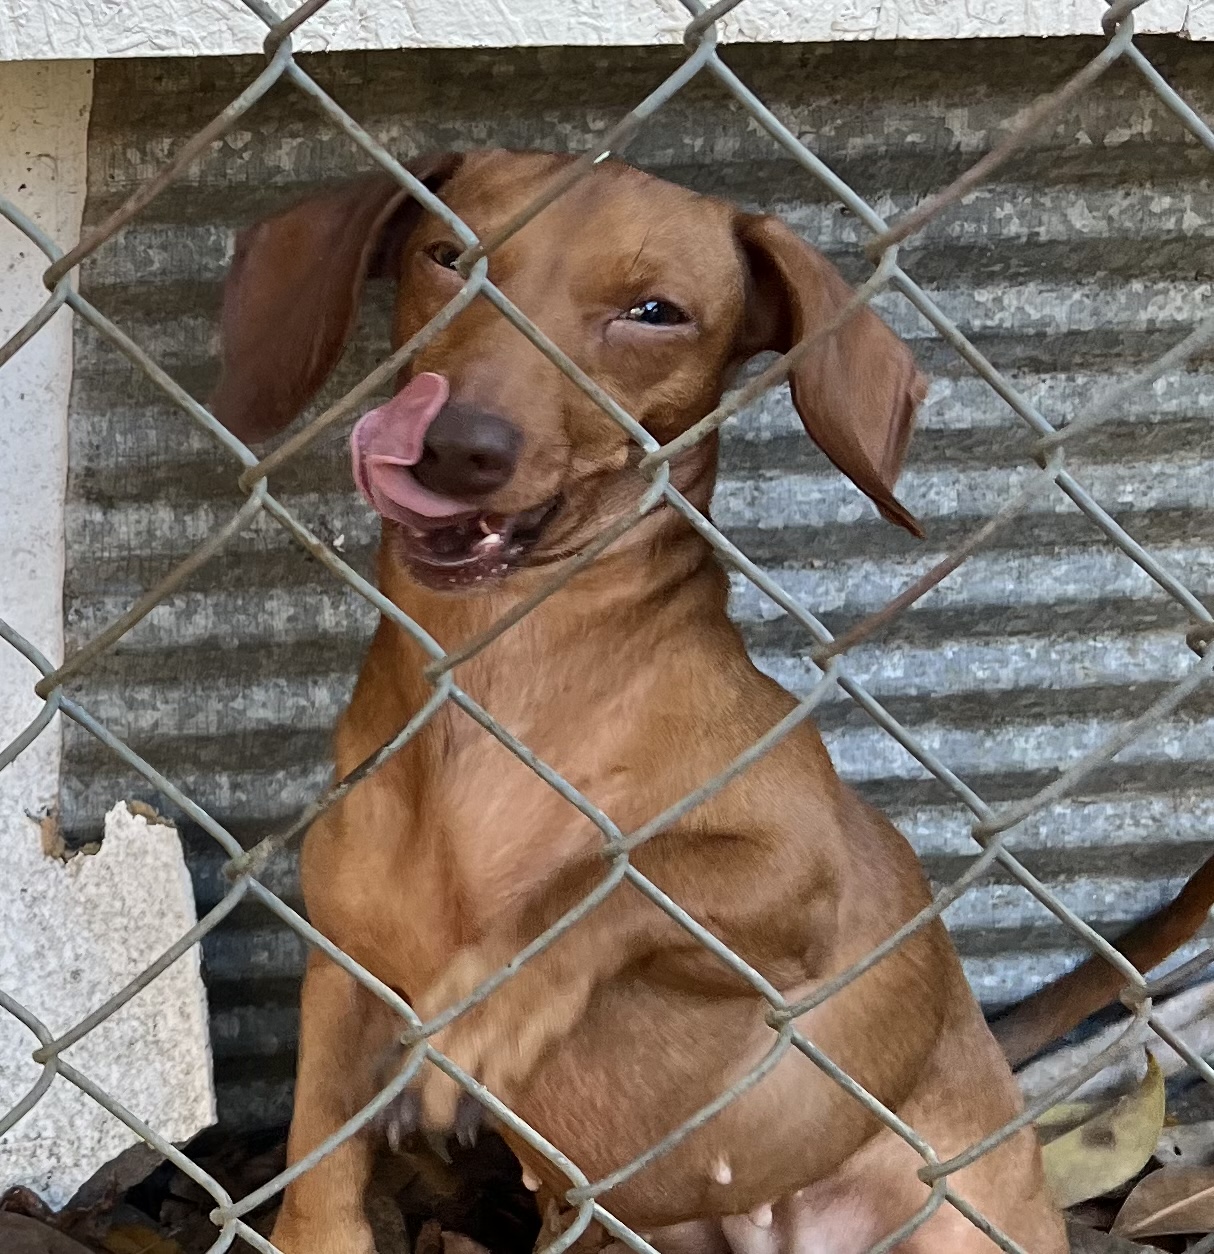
left=386, top=1119, right=401, bottom=1154
left=480, top=512, right=511, bottom=535
left=521, top=1169, right=540, bottom=1192
left=748, top=1203, right=773, bottom=1229
left=711, top=1155, right=732, bottom=1186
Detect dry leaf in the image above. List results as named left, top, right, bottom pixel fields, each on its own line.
left=1042, top=1052, right=1166, bottom=1210
left=0, top=1213, right=97, bottom=1254
left=1037, top=1099, right=1103, bottom=1138
left=1112, top=1164, right=1214, bottom=1238
left=103, top=1225, right=184, bottom=1254
left=1066, top=1217, right=1166, bottom=1252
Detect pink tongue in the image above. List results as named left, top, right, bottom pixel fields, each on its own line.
left=351, top=373, right=474, bottom=524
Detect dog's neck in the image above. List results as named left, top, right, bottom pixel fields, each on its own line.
left=373, top=450, right=733, bottom=721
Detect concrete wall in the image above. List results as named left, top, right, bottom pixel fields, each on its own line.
left=1, top=67, right=215, bottom=1205
left=0, top=0, right=1209, bottom=58
left=0, top=58, right=91, bottom=890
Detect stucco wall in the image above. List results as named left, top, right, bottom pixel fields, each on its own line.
left=0, top=0, right=1209, bottom=60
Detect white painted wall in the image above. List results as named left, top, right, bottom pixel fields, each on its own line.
left=0, top=52, right=91, bottom=1188
left=0, top=0, right=1209, bottom=59
left=0, top=60, right=214, bottom=1209
left=0, top=57, right=89, bottom=813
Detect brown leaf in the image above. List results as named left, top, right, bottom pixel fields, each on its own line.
left=1112, top=1164, right=1214, bottom=1238
left=66, top=1142, right=167, bottom=1218
left=1042, top=1052, right=1166, bottom=1210
left=1066, top=1217, right=1166, bottom=1252
left=1, top=1188, right=58, bottom=1222
left=0, top=1213, right=99, bottom=1254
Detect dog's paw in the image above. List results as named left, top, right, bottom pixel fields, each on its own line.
left=413, top=1003, right=519, bottom=1140
left=377, top=1081, right=484, bottom=1152
left=372, top=948, right=511, bottom=1147
left=372, top=1027, right=498, bottom=1149
left=377, top=943, right=586, bottom=1145
left=423, top=945, right=583, bottom=1137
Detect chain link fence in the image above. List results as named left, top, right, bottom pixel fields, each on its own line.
left=3, top=0, right=1214, bottom=1250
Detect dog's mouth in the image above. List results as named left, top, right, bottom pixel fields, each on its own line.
left=391, top=498, right=562, bottom=585
left=351, top=373, right=562, bottom=588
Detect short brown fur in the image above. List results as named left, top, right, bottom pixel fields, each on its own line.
left=214, top=151, right=1075, bottom=1253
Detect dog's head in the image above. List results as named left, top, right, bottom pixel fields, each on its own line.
left=213, top=149, right=925, bottom=589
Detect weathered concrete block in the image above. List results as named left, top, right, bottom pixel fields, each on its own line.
left=0, top=803, right=215, bottom=1209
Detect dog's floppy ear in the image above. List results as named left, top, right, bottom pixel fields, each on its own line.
left=736, top=213, right=926, bottom=536
left=211, top=152, right=464, bottom=443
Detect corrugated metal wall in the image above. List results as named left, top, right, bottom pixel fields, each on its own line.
left=63, top=38, right=1214, bottom=1131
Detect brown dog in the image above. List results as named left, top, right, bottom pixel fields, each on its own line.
left=211, top=150, right=1074, bottom=1253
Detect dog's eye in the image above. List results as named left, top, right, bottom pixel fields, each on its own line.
left=622, top=299, right=689, bottom=326
left=425, top=242, right=462, bottom=270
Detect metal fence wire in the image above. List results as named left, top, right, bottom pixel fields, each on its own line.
left=3, top=0, right=1214, bottom=1250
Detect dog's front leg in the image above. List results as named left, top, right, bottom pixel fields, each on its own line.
left=401, top=843, right=791, bottom=1139
left=271, top=951, right=404, bottom=1254
left=407, top=929, right=597, bottom=1137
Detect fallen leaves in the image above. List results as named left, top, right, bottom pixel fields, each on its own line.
left=101, top=1225, right=185, bottom=1254
left=1041, top=1053, right=1166, bottom=1210
left=1034, top=1047, right=1214, bottom=1248
left=0, top=1213, right=97, bottom=1254
left=1113, top=1165, right=1214, bottom=1240
left=1065, top=1218, right=1167, bottom=1252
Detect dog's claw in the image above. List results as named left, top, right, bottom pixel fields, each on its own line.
left=425, top=1128, right=453, bottom=1163
left=380, top=1087, right=420, bottom=1152
left=454, top=1091, right=482, bottom=1148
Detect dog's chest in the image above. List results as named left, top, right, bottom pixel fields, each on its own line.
left=429, top=715, right=619, bottom=919
left=313, top=711, right=634, bottom=993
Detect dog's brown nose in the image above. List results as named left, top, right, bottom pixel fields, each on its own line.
left=412, top=404, right=522, bottom=498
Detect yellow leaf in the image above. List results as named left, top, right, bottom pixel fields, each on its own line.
left=1041, top=1052, right=1166, bottom=1210
left=1112, top=1164, right=1214, bottom=1238
left=1036, top=1099, right=1104, bottom=1138
left=103, top=1225, right=184, bottom=1254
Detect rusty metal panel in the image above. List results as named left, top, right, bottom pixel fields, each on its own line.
left=63, top=37, right=1214, bottom=1130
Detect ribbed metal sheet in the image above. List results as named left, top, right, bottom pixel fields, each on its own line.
left=63, top=38, right=1214, bottom=1131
